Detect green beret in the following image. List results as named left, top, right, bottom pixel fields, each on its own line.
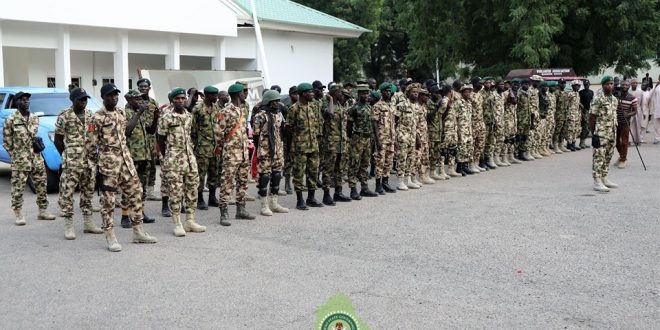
left=297, top=82, right=313, bottom=92
left=235, top=81, right=248, bottom=87
left=600, top=76, right=613, bottom=85
left=391, top=84, right=397, bottom=93
left=124, top=89, right=143, bottom=99
left=168, top=87, right=186, bottom=100
left=136, top=78, right=151, bottom=86
left=356, top=84, right=370, bottom=92
left=203, top=86, right=219, bottom=94
left=262, top=90, right=281, bottom=103
left=329, top=83, right=343, bottom=92
left=228, top=84, right=244, bottom=94
left=546, top=81, right=558, bottom=87
left=378, top=82, right=391, bottom=91
left=483, top=76, right=494, bottom=82
left=370, top=90, right=381, bottom=100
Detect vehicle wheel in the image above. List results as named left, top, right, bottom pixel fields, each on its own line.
left=27, top=168, right=59, bottom=194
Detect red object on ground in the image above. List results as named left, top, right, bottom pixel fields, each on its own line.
left=516, top=268, right=524, bottom=273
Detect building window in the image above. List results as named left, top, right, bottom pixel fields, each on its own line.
left=71, top=77, right=81, bottom=88
left=102, top=78, right=115, bottom=86
left=47, top=77, right=56, bottom=88
left=129, top=79, right=133, bottom=89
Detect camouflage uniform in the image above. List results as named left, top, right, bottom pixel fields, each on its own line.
left=87, top=107, right=144, bottom=230
left=253, top=108, right=285, bottom=173
left=455, top=98, right=474, bottom=162
left=215, top=103, right=250, bottom=208
left=191, top=102, right=220, bottom=192
left=553, top=89, right=568, bottom=146
left=372, top=99, right=396, bottom=179
left=322, top=101, right=349, bottom=189
left=124, top=104, right=154, bottom=201
left=545, top=92, right=557, bottom=149
left=516, top=89, right=532, bottom=153
left=590, top=94, right=618, bottom=179
left=55, top=107, right=95, bottom=218
left=395, top=98, right=418, bottom=177
left=501, top=90, right=518, bottom=157
left=415, top=101, right=430, bottom=175
left=566, top=90, right=581, bottom=143
left=3, top=111, right=49, bottom=211
left=286, top=101, right=322, bottom=192
left=528, top=86, right=541, bottom=152
left=427, top=98, right=445, bottom=169
left=471, top=90, right=486, bottom=163
left=442, top=93, right=460, bottom=166
left=159, top=104, right=174, bottom=198
left=158, top=110, right=199, bottom=216
left=144, top=98, right=159, bottom=190
left=281, top=103, right=294, bottom=181
left=348, top=102, right=373, bottom=187
left=483, top=89, right=503, bottom=157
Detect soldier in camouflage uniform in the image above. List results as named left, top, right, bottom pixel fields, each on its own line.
left=347, top=85, right=378, bottom=199
left=566, top=80, right=582, bottom=151
left=427, top=85, right=449, bottom=180
left=501, top=79, right=521, bottom=165
left=589, top=76, right=619, bottom=192
left=3, top=92, right=56, bottom=226
left=285, top=83, right=324, bottom=210
left=544, top=82, right=558, bottom=156
left=516, top=80, right=534, bottom=161
left=54, top=88, right=103, bottom=239
left=456, top=84, right=475, bottom=176
left=136, top=78, right=161, bottom=202
left=553, top=79, right=570, bottom=153
left=282, top=86, right=298, bottom=194
left=395, top=84, right=420, bottom=190
left=482, top=77, right=503, bottom=168
left=415, top=89, right=435, bottom=185
left=157, top=88, right=206, bottom=236
left=469, top=77, right=486, bottom=173
left=320, top=84, right=352, bottom=204
left=528, top=75, right=543, bottom=159
left=444, top=82, right=463, bottom=177
left=372, top=82, right=398, bottom=193
left=538, top=82, right=551, bottom=158
left=191, top=86, right=221, bottom=210
left=253, top=90, right=290, bottom=216
left=87, top=84, right=157, bottom=252
left=215, top=84, right=256, bottom=225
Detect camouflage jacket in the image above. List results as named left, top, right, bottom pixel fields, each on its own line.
left=455, top=98, right=474, bottom=142
left=517, top=90, right=532, bottom=132
left=2, top=111, right=43, bottom=171
left=372, top=99, right=396, bottom=145
left=253, top=108, right=284, bottom=162
left=55, top=107, right=94, bottom=168
left=471, top=90, right=485, bottom=131
left=590, top=94, right=618, bottom=141
left=529, top=86, right=540, bottom=118
left=395, top=98, right=418, bottom=143
left=416, top=101, right=429, bottom=141
left=158, top=110, right=197, bottom=173
left=428, top=98, right=446, bottom=142
left=348, top=102, right=373, bottom=137
left=87, top=107, right=136, bottom=177
left=124, top=105, right=154, bottom=162
left=215, top=103, right=249, bottom=161
left=191, top=102, right=220, bottom=158
left=442, top=96, right=459, bottom=146
left=323, top=102, right=349, bottom=153
left=286, top=101, right=322, bottom=153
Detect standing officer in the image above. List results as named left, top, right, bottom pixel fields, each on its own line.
left=516, top=80, right=534, bottom=161
left=158, top=88, right=206, bottom=236
left=470, top=77, right=486, bottom=173
left=456, top=84, right=475, bottom=175
left=579, top=80, right=594, bottom=149
left=589, top=76, right=619, bottom=192
left=427, top=85, right=447, bottom=180
left=192, top=86, right=221, bottom=210
left=215, top=84, right=256, bottom=225
left=88, top=84, right=157, bottom=252
left=416, top=89, right=434, bottom=184
left=372, top=82, right=397, bottom=193
left=282, top=86, right=298, bottom=195
left=286, top=83, right=324, bottom=210
left=3, top=91, right=56, bottom=225
left=347, top=84, right=379, bottom=199
left=54, top=88, right=103, bottom=239
left=395, top=84, right=420, bottom=190
left=322, top=86, right=352, bottom=203
left=553, top=79, right=569, bottom=153
left=566, top=80, right=582, bottom=151
left=136, top=78, right=162, bottom=201
left=528, top=75, right=544, bottom=159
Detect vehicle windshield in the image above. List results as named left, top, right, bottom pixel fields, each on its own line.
left=11, top=93, right=103, bottom=116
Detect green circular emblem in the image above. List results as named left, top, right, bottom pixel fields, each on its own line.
left=320, top=312, right=359, bottom=330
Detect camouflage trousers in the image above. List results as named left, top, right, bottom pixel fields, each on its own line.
left=158, top=154, right=169, bottom=198
left=283, top=140, right=293, bottom=179
left=99, top=163, right=144, bottom=230
left=322, top=150, right=348, bottom=190
left=472, top=122, right=486, bottom=163
left=121, top=160, right=149, bottom=208
left=485, top=126, right=499, bottom=155
left=429, top=140, right=443, bottom=168
left=147, top=151, right=157, bottom=187
left=592, top=139, right=614, bottom=179
left=415, top=137, right=429, bottom=175
left=493, top=130, right=506, bottom=156
left=374, top=142, right=395, bottom=180
left=580, top=110, right=590, bottom=140
left=292, top=150, right=320, bottom=192
left=197, top=155, right=219, bottom=192
left=218, top=159, right=249, bottom=208
left=458, top=138, right=475, bottom=163
left=165, top=170, right=198, bottom=217
left=11, top=167, right=48, bottom=211
left=396, top=139, right=416, bottom=177
left=348, top=136, right=371, bottom=187
left=530, top=120, right=546, bottom=151
left=59, top=163, right=95, bottom=218
left=566, top=111, right=581, bottom=143
left=554, top=115, right=567, bottom=144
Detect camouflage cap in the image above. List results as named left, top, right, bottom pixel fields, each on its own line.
left=460, top=84, right=474, bottom=91
left=570, top=79, right=581, bottom=86
left=262, top=90, right=281, bottom=103
left=124, top=89, right=144, bottom=99
left=329, top=83, right=343, bottom=92
left=419, top=89, right=430, bottom=96
left=341, top=89, right=352, bottom=98
left=356, top=84, right=370, bottom=92
left=530, top=75, right=544, bottom=82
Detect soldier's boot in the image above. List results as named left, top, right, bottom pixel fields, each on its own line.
left=161, top=196, right=172, bottom=217
left=219, top=207, right=231, bottom=226
left=531, top=149, right=542, bottom=159
left=132, top=224, right=158, bottom=243
left=593, top=178, right=610, bottom=192
left=120, top=211, right=132, bottom=228
left=14, top=209, right=26, bottom=226
left=466, top=163, right=479, bottom=174
left=259, top=195, right=273, bottom=216
left=559, top=142, right=570, bottom=152
left=142, top=212, right=156, bottom=224
left=494, top=154, right=506, bottom=167
left=438, top=165, right=450, bottom=180
left=172, top=213, right=186, bottom=237
left=269, top=195, right=289, bottom=213
left=396, top=176, right=409, bottom=191
left=306, top=190, right=324, bottom=207
left=602, top=177, right=619, bottom=189
left=420, top=173, right=435, bottom=184
left=245, top=192, right=256, bottom=202
left=197, top=191, right=208, bottom=210
left=285, top=177, right=293, bottom=195
left=105, top=229, right=122, bottom=252
left=500, top=154, right=511, bottom=166
left=296, top=191, right=309, bottom=210
left=382, top=177, right=397, bottom=193
left=406, top=176, right=420, bottom=189
left=375, top=179, right=386, bottom=195
left=521, top=152, right=535, bottom=161
left=573, top=142, right=582, bottom=150
left=553, top=141, right=563, bottom=153
left=64, top=217, right=76, bottom=240
left=228, top=192, right=237, bottom=205
left=545, top=145, right=554, bottom=155
left=333, top=187, right=352, bottom=202
left=360, top=184, right=378, bottom=197
left=509, top=152, right=522, bottom=164
left=447, top=162, right=461, bottom=177
left=429, top=167, right=443, bottom=180
left=567, top=143, right=576, bottom=151
left=458, top=163, right=467, bottom=176
left=486, top=155, right=498, bottom=169
left=146, top=185, right=162, bottom=201
left=472, top=161, right=483, bottom=172
left=350, top=187, right=362, bottom=200
left=184, top=212, right=207, bottom=232
left=83, top=214, right=103, bottom=234
left=322, top=189, right=336, bottom=206
left=580, top=139, right=590, bottom=149
left=411, top=175, right=423, bottom=187
left=207, top=187, right=219, bottom=207
left=236, top=204, right=256, bottom=219
left=37, top=209, right=56, bottom=220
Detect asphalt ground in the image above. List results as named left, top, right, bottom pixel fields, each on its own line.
left=0, top=133, right=658, bottom=329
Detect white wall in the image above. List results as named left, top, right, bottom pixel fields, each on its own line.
left=180, top=56, right=212, bottom=70
left=225, top=28, right=257, bottom=59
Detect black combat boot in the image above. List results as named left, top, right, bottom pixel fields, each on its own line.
left=207, top=186, right=219, bottom=207
left=181, top=206, right=187, bottom=214
left=350, top=187, right=362, bottom=200
left=296, top=191, right=309, bottom=210
left=568, top=143, right=576, bottom=151
left=375, top=178, right=385, bottom=195
left=306, top=190, right=324, bottom=207
left=360, top=184, right=378, bottom=197
left=285, top=176, right=293, bottom=195
left=322, top=189, right=336, bottom=206
left=197, top=191, right=208, bottom=210
left=120, top=214, right=132, bottom=228
left=219, top=207, right=231, bottom=226
left=382, top=177, right=396, bottom=193
left=161, top=196, right=172, bottom=217
left=142, top=212, right=156, bottom=224
left=573, top=142, right=581, bottom=150
left=333, top=187, right=352, bottom=202
left=459, top=163, right=468, bottom=177
left=236, top=204, right=256, bottom=220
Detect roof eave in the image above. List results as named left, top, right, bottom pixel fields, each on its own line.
left=258, top=20, right=368, bottom=38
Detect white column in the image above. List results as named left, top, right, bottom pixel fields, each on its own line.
left=0, top=21, right=5, bottom=87
left=55, top=25, right=71, bottom=89
left=211, top=36, right=226, bottom=71
left=165, top=34, right=180, bottom=70
left=113, top=30, right=129, bottom=105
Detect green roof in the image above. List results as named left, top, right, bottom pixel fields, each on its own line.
left=233, top=0, right=369, bottom=34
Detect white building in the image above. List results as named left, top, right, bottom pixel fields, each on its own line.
left=0, top=0, right=367, bottom=103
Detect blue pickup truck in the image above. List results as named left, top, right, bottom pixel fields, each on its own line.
left=0, top=87, right=103, bottom=193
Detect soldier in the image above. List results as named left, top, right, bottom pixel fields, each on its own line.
left=158, top=88, right=206, bottom=236
left=320, top=84, right=350, bottom=204
left=415, top=89, right=435, bottom=185
left=516, top=80, right=534, bottom=161
left=544, top=81, right=558, bottom=156
left=3, top=91, right=56, bottom=225
left=253, top=90, right=290, bottom=216
left=482, top=77, right=503, bottom=168
left=136, top=78, right=162, bottom=202
left=589, top=76, right=619, bottom=192
left=455, top=84, right=475, bottom=175
left=282, top=86, right=298, bottom=195
left=579, top=80, right=594, bottom=149
left=528, top=75, right=543, bottom=159
left=87, top=84, right=157, bottom=252
left=120, top=90, right=158, bottom=228
left=427, top=84, right=448, bottom=180
left=395, top=84, right=420, bottom=190
left=215, top=84, right=256, bottom=224
left=502, top=79, right=521, bottom=165
left=192, top=86, right=221, bottom=210
left=469, top=77, right=486, bottom=173
left=444, top=81, right=463, bottom=177
left=553, top=79, right=570, bottom=153
left=538, top=82, right=552, bottom=158
left=286, top=83, right=324, bottom=210
left=566, top=80, right=582, bottom=151
left=347, top=85, right=378, bottom=199
left=54, top=88, right=104, bottom=239
left=218, top=90, right=230, bottom=108
left=372, top=82, right=398, bottom=193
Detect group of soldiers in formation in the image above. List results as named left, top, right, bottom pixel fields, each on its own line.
left=5, top=72, right=620, bottom=252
